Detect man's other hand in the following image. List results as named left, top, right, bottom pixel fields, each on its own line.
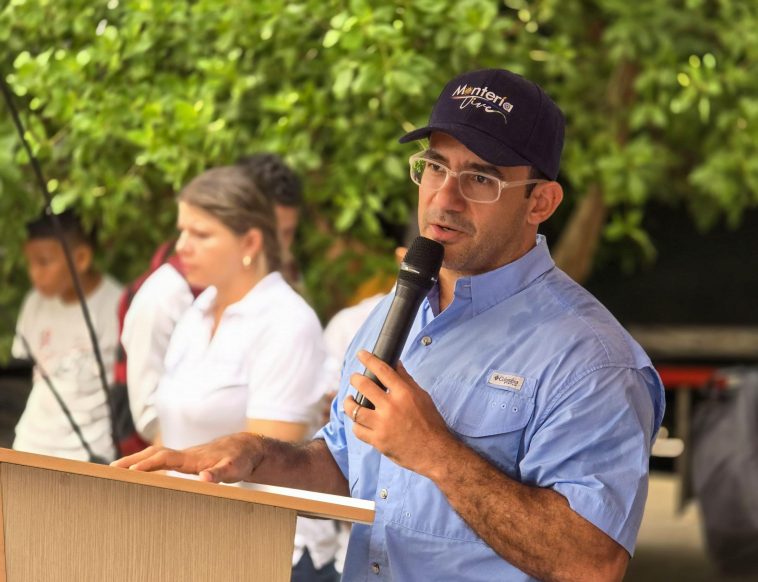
left=110, top=432, right=263, bottom=483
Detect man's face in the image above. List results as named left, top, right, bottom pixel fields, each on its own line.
left=23, top=239, right=84, bottom=298
left=417, top=132, right=535, bottom=276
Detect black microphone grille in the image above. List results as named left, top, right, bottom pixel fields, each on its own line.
left=398, top=236, right=445, bottom=290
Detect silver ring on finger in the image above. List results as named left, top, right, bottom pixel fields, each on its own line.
left=352, top=405, right=360, bottom=423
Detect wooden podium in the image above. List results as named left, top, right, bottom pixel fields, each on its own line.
left=0, top=448, right=374, bottom=581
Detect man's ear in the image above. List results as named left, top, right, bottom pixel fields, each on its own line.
left=527, top=182, right=563, bottom=226
left=73, top=244, right=93, bottom=274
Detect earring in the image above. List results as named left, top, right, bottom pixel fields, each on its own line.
left=242, top=256, right=252, bottom=268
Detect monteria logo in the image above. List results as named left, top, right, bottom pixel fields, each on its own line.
left=451, top=84, right=514, bottom=122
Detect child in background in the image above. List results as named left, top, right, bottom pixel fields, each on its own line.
left=12, top=209, right=122, bottom=462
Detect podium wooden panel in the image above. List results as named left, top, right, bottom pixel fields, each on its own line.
left=0, top=448, right=374, bottom=582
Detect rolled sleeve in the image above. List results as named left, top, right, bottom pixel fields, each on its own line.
left=313, top=386, right=350, bottom=480
left=520, top=366, right=661, bottom=555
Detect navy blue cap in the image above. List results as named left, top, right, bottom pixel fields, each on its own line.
left=399, top=69, right=565, bottom=180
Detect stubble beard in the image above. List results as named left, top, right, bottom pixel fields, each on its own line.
left=441, top=225, right=527, bottom=276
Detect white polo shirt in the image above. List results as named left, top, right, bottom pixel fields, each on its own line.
left=156, top=271, right=338, bottom=568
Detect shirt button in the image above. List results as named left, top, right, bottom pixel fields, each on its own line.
left=421, top=335, right=432, bottom=346
left=371, top=562, right=381, bottom=574
left=379, top=488, right=388, bottom=499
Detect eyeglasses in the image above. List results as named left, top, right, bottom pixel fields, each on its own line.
left=408, top=153, right=547, bottom=203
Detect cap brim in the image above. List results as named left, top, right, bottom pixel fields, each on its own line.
left=399, top=123, right=531, bottom=168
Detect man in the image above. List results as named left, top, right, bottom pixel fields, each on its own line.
left=236, top=153, right=302, bottom=284
left=115, top=69, right=664, bottom=581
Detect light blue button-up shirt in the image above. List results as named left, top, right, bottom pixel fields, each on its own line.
left=316, top=235, right=665, bottom=581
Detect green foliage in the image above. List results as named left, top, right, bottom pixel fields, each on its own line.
left=2, top=0, right=758, bottom=358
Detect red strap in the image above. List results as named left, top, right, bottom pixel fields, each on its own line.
left=149, top=240, right=176, bottom=271
left=119, top=432, right=150, bottom=457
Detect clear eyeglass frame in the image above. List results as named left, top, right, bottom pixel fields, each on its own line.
left=408, top=153, right=547, bottom=203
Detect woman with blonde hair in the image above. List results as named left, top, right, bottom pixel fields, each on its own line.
left=153, top=165, right=338, bottom=580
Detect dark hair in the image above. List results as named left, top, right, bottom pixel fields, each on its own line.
left=26, top=208, right=94, bottom=247
left=178, top=166, right=281, bottom=272
left=235, top=153, right=302, bottom=208
left=525, top=166, right=550, bottom=198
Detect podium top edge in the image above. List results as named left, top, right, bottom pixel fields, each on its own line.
left=0, top=448, right=375, bottom=524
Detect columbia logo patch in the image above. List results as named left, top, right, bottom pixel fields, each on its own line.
left=487, top=372, right=524, bottom=391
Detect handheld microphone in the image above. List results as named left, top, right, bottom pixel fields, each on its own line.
left=354, top=236, right=444, bottom=409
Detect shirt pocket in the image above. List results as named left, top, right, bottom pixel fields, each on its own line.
left=432, top=374, right=536, bottom=476
left=394, top=375, right=536, bottom=542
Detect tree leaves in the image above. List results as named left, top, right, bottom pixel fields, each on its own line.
left=1, top=0, right=758, bottom=359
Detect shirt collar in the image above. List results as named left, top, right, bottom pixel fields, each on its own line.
left=432, top=234, right=555, bottom=317
left=193, top=271, right=285, bottom=317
